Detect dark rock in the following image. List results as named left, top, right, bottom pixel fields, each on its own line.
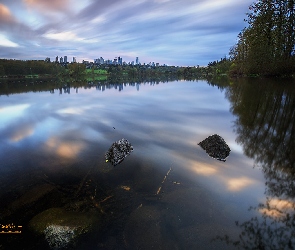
left=198, top=134, right=230, bottom=161
left=105, top=138, right=133, bottom=166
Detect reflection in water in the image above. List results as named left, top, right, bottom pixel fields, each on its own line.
left=226, top=177, right=255, bottom=192
left=0, top=76, right=194, bottom=96
left=10, top=125, right=34, bottom=142
left=45, top=137, right=86, bottom=159
left=0, top=77, right=283, bottom=249
left=214, top=78, right=295, bottom=249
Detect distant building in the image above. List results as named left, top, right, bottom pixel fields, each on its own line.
left=64, top=56, right=67, bottom=63
left=118, top=56, right=122, bottom=65
left=73, top=57, right=76, bottom=63
left=60, top=57, right=63, bottom=63
left=55, top=56, right=59, bottom=63
left=136, top=57, right=139, bottom=65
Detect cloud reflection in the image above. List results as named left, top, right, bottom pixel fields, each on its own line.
left=188, top=159, right=218, bottom=176
left=226, top=177, right=255, bottom=192
left=10, top=125, right=34, bottom=142
left=259, top=199, right=295, bottom=219
left=0, top=104, right=30, bottom=129
left=45, top=137, right=86, bottom=159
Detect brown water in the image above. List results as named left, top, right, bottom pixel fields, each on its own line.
left=0, top=77, right=294, bottom=249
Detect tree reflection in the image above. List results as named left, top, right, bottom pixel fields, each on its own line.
left=0, top=75, right=203, bottom=96
left=215, top=78, right=295, bottom=249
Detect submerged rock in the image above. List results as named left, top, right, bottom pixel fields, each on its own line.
left=105, top=138, right=133, bottom=166
left=44, top=225, right=76, bottom=249
left=198, top=134, right=230, bottom=161
left=29, top=207, right=100, bottom=249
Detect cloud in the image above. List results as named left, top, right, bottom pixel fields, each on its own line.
left=43, top=30, right=84, bottom=42
left=76, top=0, right=124, bottom=21
left=0, top=34, right=20, bottom=47
left=23, top=0, right=70, bottom=12
left=0, top=3, right=13, bottom=20
left=0, top=0, right=254, bottom=65
left=0, top=3, right=15, bottom=25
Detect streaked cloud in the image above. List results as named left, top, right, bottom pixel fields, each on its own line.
left=0, top=3, right=13, bottom=21
left=0, top=0, right=253, bottom=65
left=23, top=0, right=70, bottom=12
left=0, top=34, right=20, bottom=47
left=43, top=30, right=84, bottom=42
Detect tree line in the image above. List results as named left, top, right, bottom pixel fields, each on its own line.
left=229, top=0, right=295, bottom=76
left=0, top=58, right=210, bottom=79
left=0, top=59, right=66, bottom=77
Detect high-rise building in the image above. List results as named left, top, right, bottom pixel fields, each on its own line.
left=118, top=56, right=122, bottom=65
left=64, top=56, right=67, bottom=63
left=55, top=56, right=59, bottom=63
left=72, top=57, right=76, bottom=63
left=60, top=57, right=63, bottom=63
left=136, top=57, right=139, bottom=65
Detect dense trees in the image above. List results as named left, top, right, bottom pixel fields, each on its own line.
left=0, top=59, right=65, bottom=76
left=68, top=62, right=86, bottom=77
left=230, top=0, right=295, bottom=76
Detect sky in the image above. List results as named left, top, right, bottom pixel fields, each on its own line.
left=0, top=0, right=253, bottom=66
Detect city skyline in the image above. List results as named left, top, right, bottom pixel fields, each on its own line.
left=53, top=55, right=164, bottom=67
left=0, top=1, right=253, bottom=66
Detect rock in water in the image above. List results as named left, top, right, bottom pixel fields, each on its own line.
left=198, top=134, right=230, bottom=161
left=29, top=208, right=100, bottom=249
left=44, top=225, right=76, bottom=249
left=105, top=138, right=133, bottom=166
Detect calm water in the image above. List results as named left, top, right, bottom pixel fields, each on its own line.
left=0, top=78, right=294, bottom=249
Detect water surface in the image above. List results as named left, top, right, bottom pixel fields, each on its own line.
left=0, top=78, right=294, bottom=249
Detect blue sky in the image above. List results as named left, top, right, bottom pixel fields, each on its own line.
left=0, top=0, right=253, bottom=66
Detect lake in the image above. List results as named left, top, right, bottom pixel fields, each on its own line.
left=0, top=77, right=294, bottom=249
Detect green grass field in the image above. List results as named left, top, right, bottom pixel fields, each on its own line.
left=25, top=74, right=39, bottom=78
left=86, top=69, right=108, bottom=74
